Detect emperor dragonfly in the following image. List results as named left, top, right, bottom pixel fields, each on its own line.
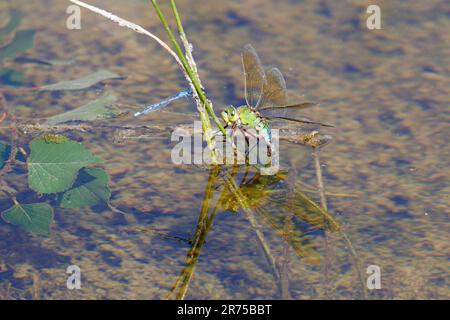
left=221, top=44, right=333, bottom=153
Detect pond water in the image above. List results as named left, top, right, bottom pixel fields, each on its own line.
left=0, top=0, right=448, bottom=299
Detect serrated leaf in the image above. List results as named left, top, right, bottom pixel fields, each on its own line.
left=46, top=94, right=119, bottom=125
left=39, top=70, right=124, bottom=91
left=0, top=29, right=35, bottom=62
left=0, top=141, right=11, bottom=169
left=60, top=167, right=110, bottom=208
left=28, top=137, right=102, bottom=194
left=0, top=10, right=22, bottom=42
left=1, top=202, right=54, bottom=236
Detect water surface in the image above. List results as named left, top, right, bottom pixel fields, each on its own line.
left=0, top=0, right=448, bottom=299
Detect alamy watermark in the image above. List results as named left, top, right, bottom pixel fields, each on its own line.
left=66, top=3, right=383, bottom=31
left=66, top=5, right=81, bottom=30
left=366, top=265, right=381, bottom=289
left=366, top=5, right=382, bottom=30
left=66, top=265, right=81, bottom=290
left=171, top=121, right=279, bottom=175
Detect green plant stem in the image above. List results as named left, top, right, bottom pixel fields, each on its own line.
left=169, top=1, right=226, bottom=136
left=169, top=0, right=187, bottom=50
left=169, top=0, right=198, bottom=76
left=151, top=0, right=227, bottom=137
left=167, top=166, right=219, bottom=299
left=151, top=0, right=219, bottom=164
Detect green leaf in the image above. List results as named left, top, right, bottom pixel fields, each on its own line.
left=0, top=141, right=11, bottom=169
left=28, top=136, right=102, bottom=194
left=46, top=94, right=119, bottom=125
left=0, top=29, right=35, bottom=62
left=0, top=10, right=22, bottom=42
left=1, top=202, right=54, bottom=236
left=39, top=70, right=124, bottom=91
left=60, top=168, right=111, bottom=208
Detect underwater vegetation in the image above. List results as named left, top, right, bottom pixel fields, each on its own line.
left=0, top=0, right=447, bottom=300
left=0, top=1, right=354, bottom=299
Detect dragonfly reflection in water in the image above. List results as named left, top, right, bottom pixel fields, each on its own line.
left=167, top=165, right=344, bottom=299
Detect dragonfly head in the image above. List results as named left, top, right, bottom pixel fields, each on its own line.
left=221, top=106, right=239, bottom=125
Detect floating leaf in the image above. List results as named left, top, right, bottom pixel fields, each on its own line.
left=0, top=10, right=22, bottom=42
left=39, top=70, right=124, bottom=91
left=1, top=202, right=54, bottom=236
left=28, top=136, right=102, bottom=194
left=0, top=141, right=11, bottom=169
left=0, top=29, right=35, bottom=62
left=0, top=68, right=24, bottom=86
left=60, top=168, right=110, bottom=208
left=46, top=94, right=119, bottom=125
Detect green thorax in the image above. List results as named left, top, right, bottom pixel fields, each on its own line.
left=237, top=106, right=272, bottom=142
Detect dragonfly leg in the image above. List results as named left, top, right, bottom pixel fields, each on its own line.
left=239, top=151, right=253, bottom=185
left=230, top=127, right=239, bottom=156
left=239, top=127, right=272, bottom=158
left=213, top=124, right=230, bottom=142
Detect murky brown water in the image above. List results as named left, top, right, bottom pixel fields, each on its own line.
left=0, top=0, right=448, bottom=299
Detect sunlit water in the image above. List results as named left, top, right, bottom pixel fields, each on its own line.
left=0, top=0, right=448, bottom=299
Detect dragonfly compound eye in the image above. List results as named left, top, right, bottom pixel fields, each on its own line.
left=221, top=111, right=229, bottom=123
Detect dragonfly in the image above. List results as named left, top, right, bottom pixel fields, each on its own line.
left=134, top=89, right=192, bottom=117
left=221, top=44, right=333, bottom=150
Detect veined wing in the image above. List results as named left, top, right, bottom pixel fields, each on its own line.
left=265, top=115, right=335, bottom=128
left=256, top=68, right=332, bottom=127
left=258, top=67, right=289, bottom=109
left=241, top=45, right=331, bottom=127
left=261, top=99, right=333, bottom=127
left=242, top=44, right=266, bottom=108
left=258, top=67, right=317, bottom=114
left=259, top=101, right=321, bottom=120
left=259, top=102, right=317, bottom=112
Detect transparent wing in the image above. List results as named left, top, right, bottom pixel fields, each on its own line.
left=260, top=101, right=319, bottom=119
left=242, top=44, right=266, bottom=108
left=258, top=68, right=318, bottom=118
left=241, top=45, right=332, bottom=127
left=265, top=115, right=334, bottom=128
left=259, top=102, right=316, bottom=112
left=258, top=67, right=289, bottom=109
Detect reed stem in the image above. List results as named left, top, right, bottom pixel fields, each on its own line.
left=151, top=0, right=227, bottom=138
